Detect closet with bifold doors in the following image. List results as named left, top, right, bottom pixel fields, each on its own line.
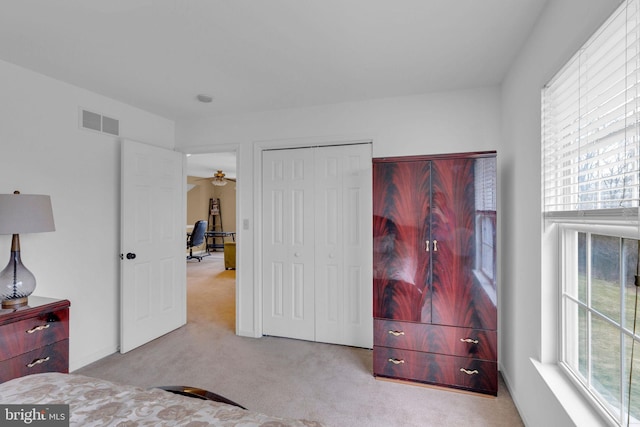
left=262, top=143, right=373, bottom=348
left=372, top=151, right=498, bottom=395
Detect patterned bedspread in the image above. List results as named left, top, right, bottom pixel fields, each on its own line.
left=0, top=373, right=324, bottom=427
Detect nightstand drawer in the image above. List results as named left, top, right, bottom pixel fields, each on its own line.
left=373, top=346, right=498, bottom=395
left=0, top=307, right=69, bottom=361
left=374, top=319, right=496, bottom=360
left=0, top=340, right=69, bottom=383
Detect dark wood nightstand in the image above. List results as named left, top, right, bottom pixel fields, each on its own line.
left=0, top=296, right=70, bottom=383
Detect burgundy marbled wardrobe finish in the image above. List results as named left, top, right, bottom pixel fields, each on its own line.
left=373, top=152, right=497, bottom=395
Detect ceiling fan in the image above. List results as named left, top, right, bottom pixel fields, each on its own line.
left=193, top=170, right=236, bottom=187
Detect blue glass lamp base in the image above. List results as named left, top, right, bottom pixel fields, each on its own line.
left=0, top=249, right=36, bottom=308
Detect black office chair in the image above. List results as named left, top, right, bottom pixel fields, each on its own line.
left=187, top=220, right=208, bottom=261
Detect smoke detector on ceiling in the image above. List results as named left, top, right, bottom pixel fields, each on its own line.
left=196, top=94, right=213, bottom=103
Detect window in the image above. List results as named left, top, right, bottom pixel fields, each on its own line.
left=560, top=225, right=640, bottom=424
left=542, top=1, right=640, bottom=425
left=542, top=2, right=640, bottom=213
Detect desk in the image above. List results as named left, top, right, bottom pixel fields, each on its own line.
left=205, top=231, right=236, bottom=252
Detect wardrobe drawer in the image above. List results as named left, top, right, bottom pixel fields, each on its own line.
left=374, top=319, right=496, bottom=361
left=373, top=346, right=497, bottom=395
left=0, top=307, right=69, bottom=361
left=0, top=340, right=69, bottom=383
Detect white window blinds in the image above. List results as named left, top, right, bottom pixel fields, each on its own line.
left=542, top=0, right=640, bottom=214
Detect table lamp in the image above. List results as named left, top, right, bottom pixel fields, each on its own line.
left=0, top=191, right=55, bottom=308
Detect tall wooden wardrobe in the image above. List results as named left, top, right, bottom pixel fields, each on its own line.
left=372, top=151, right=497, bottom=395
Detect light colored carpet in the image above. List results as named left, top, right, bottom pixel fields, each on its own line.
left=75, top=253, right=524, bottom=426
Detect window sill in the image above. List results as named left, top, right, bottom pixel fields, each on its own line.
left=530, top=358, right=612, bottom=426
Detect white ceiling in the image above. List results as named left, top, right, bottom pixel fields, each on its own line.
left=0, top=1, right=548, bottom=178
left=187, top=152, right=236, bottom=179
left=0, top=0, right=547, bottom=122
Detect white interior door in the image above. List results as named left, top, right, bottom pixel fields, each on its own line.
left=262, top=143, right=372, bottom=348
left=262, top=148, right=315, bottom=340
left=314, top=144, right=372, bottom=347
left=120, top=139, right=186, bottom=353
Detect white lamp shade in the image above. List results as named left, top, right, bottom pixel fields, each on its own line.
left=0, top=194, right=55, bottom=234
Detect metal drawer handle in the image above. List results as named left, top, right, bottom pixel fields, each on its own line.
left=460, top=368, right=479, bottom=375
left=388, top=358, right=405, bottom=365
left=460, top=338, right=478, bottom=344
left=26, top=324, right=50, bottom=334
left=27, top=357, right=50, bottom=368
left=388, top=330, right=405, bottom=337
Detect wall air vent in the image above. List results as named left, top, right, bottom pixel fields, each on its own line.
left=80, top=109, right=120, bottom=136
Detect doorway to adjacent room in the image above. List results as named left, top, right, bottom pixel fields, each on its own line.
left=186, top=152, right=238, bottom=331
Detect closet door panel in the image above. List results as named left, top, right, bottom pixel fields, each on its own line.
left=315, top=144, right=372, bottom=347
left=373, top=161, right=431, bottom=323
left=262, top=150, right=315, bottom=341
left=315, top=151, right=341, bottom=340
left=339, top=145, right=373, bottom=347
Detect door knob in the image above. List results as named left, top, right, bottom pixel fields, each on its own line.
left=126, top=252, right=136, bottom=260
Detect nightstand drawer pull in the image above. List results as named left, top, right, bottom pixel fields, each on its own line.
left=388, top=330, right=405, bottom=337
left=27, top=357, right=50, bottom=368
left=388, top=358, right=405, bottom=365
left=460, top=368, right=479, bottom=375
left=460, top=338, right=478, bottom=344
left=26, top=324, right=51, bottom=334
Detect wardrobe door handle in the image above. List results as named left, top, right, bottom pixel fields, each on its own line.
left=433, top=240, right=438, bottom=252
left=425, top=240, right=430, bottom=252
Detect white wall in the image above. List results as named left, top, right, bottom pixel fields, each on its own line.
left=0, top=59, right=175, bottom=371
left=501, top=0, right=621, bottom=425
left=176, top=86, right=501, bottom=338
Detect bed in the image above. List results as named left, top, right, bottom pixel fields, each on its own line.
left=0, top=372, right=324, bottom=426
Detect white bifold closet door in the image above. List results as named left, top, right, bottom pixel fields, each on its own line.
left=262, top=144, right=372, bottom=348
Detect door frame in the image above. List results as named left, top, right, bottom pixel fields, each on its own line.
left=253, top=136, right=373, bottom=337
left=184, top=144, right=240, bottom=333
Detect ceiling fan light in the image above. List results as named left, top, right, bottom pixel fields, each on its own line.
left=211, top=170, right=227, bottom=186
